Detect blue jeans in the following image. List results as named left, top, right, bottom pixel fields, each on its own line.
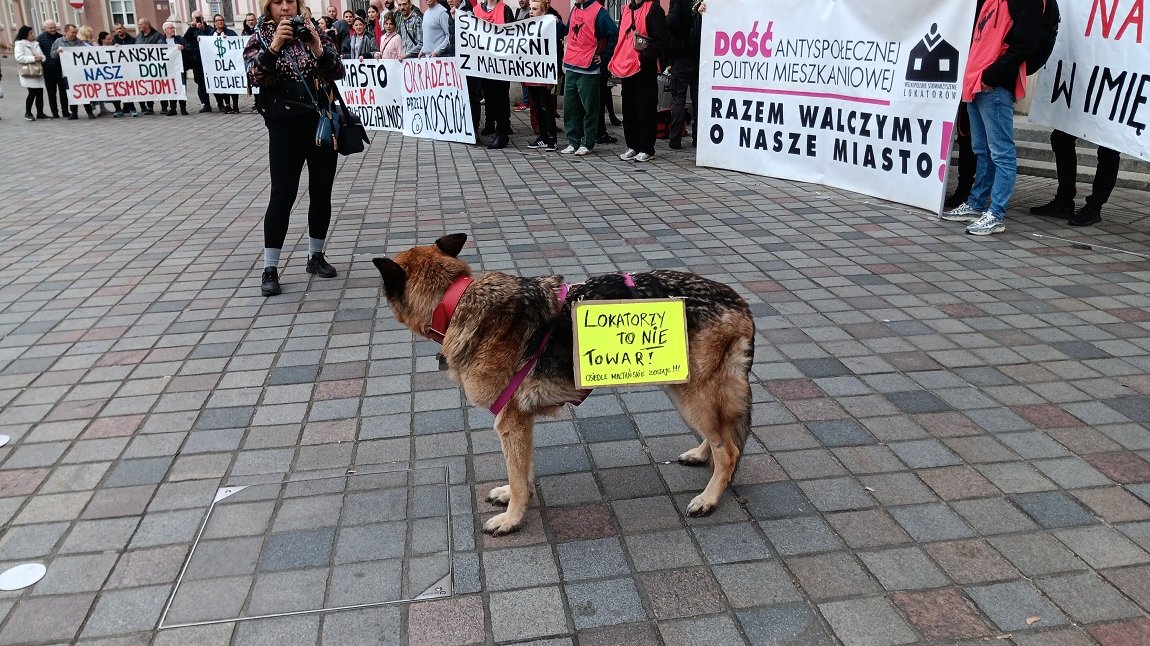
left=965, top=86, right=1016, bottom=220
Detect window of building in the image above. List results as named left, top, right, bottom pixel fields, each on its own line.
left=110, top=0, right=136, bottom=27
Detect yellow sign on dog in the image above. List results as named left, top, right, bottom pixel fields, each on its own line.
left=572, top=299, right=690, bottom=388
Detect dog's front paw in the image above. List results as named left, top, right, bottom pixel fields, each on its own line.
left=483, top=511, right=524, bottom=536
left=677, top=450, right=710, bottom=466
left=685, top=494, right=718, bottom=517
left=486, top=484, right=511, bottom=507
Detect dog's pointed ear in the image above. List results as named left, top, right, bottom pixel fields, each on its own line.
left=434, top=233, right=468, bottom=258
left=372, top=257, right=406, bottom=299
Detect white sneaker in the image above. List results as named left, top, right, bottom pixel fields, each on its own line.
left=966, top=212, right=1006, bottom=236
left=635, top=152, right=654, bottom=162
left=940, top=202, right=981, bottom=223
left=574, top=146, right=591, bottom=156
left=619, top=148, right=638, bottom=161
left=559, top=145, right=577, bottom=155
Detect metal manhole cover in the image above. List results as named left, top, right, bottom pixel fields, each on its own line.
left=158, top=467, right=452, bottom=629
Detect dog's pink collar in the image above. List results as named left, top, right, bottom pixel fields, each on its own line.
left=428, top=275, right=473, bottom=344
left=490, top=283, right=570, bottom=416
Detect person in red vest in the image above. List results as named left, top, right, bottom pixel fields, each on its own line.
left=941, top=0, right=1043, bottom=236
left=608, top=0, right=669, bottom=162
left=560, top=0, right=617, bottom=156
left=474, top=0, right=516, bottom=149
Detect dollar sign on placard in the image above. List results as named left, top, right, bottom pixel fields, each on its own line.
left=215, top=36, right=226, bottom=59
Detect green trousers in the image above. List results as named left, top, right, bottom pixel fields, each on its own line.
left=563, top=71, right=600, bottom=149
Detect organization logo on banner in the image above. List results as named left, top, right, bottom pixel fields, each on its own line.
left=904, top=24, right=960, bottom=86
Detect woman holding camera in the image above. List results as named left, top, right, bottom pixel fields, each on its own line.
left=244, top=0, right=345, bottom=297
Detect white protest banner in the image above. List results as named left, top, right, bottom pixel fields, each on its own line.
left=200, top=35, right=252, bottom=94
left=402, top=58, right=475, bottom=144
left=455, top=13, right=558, bottom=84
left=697, top=0, right=976, bottom=212
left=1030, top=0, right=1149, bottom=162
left=60, top=45, right=185, bottom=104
left=336, top=59, right=404, bottom=132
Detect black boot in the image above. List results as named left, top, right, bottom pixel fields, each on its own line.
left=487, top=134, right=508, bottom=150
left=1069, top=204, right=1102, bottom=227
left=1029, top=199, right=1074, bottom=218
left=306, top=252, right=337, bottom=278
left=261, top=268, right=281, bottom=296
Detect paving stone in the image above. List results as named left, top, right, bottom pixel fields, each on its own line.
left=546, top=503, right=616, bottom=543
left=1100, top=564, right=1150, bottom=611
left=976, top=463, right=1058, bottom=493
left=1009, top=491, right=1100, bottom=529
left=624, top=530, right=702, bottom=571
left=81, top=585, right=170, bottom=638
left=1054, top=526, right=1150, bottom=568
left=557, top=537, right=631, bottom=581
left=483, top=545, right=561, bottom=590
left=859, top=472, right=938, bottom=506
left=691, top=522, right=771, bottom=564
left=797, top=477, right=876, bottom=512
left=659, top=615, right=747, bottom=646
left=1035, top=572, right=1143, bottom=623
left=924, top=539, right=1021, bottom=584
left=787, top=551, right=878, bottom=600
left=888, top=503, right=975, bottom=542
left=737, top=602, right=835, bottom=646
left=638, top=567, right=724, bottom=619
left=578, top=623, right=660, bottom=646
left=1086, top=451, right=1150, bottom=484
left=818, top=597, right=918, bottom=646
left=564, top=578, right=647, bottom=629
left=320, top=606, right=402, bottom=646
left=965, top=580, right=1070, bottom=631
left=740, top=481, right=813, bottom=519
left=825, top=509, right=912, bottom=548
left=31, top=552, right=118, bottom=594
left=891, top=588, right=995, bottom=641
left=889, top=439, right=963, bottom=468
left=1073, top=487, right=1150, bottom=523
left=806, top=420, right=876, bottom=447
left=713, top=560, right=803, bottom=608
left=989, top=533, right=1088, bottom=576
left=859, top=546, right=951, bottom=591
left=0, top=594, right=95, bottom=644
left=1088, top=619, right=1150, bottom=646
left=233, top=615, right=320, bottom=646
left=1033, top=457, right=1115, bottom=488
left=259, top=527, right=336, bottom=572
left=577, top=415, right=638, bottom=442
left=407, top=595, right=484, bottom=646
left=759, top=516, right=845, bottom=556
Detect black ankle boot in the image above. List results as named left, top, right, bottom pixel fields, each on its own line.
left=306, top=252, right=337, bottom=278
left=261, top=268, right=281, bottom=296
left=1030, top=199, right=1074, bottom=218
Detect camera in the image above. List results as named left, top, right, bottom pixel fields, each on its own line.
left=291, top=16, right=313, bottom=42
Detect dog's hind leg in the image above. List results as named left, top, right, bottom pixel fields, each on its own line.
left=484, top=405, right=536, bottom=536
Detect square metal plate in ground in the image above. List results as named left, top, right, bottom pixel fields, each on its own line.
left=158, top=467, right=452, bottom=629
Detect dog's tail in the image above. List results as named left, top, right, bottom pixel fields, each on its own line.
left=732, top=329, right=754, bottom=454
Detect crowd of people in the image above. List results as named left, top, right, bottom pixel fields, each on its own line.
left=5, top=0, right=1119, bottom=299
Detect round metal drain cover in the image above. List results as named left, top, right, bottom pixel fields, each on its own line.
left=0, top=563, right=46, bottom=591
left=0, top=435, right=9, bottom=448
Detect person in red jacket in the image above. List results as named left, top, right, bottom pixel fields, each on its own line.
left=608, top=0, right=669, bottom=162
left=941, top=0, right=1044, bottom=236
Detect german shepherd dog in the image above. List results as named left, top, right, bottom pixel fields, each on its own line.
left=373, top=234, right=755, bottom=535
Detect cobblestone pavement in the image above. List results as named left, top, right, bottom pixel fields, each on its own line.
left=1, top=75, right=1149, bottom=646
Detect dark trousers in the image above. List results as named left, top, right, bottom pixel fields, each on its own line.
left=112, top=101, right=137, bottom=114
left=192, top=60, right=210, bottom=106
left=161, top=77, right=188, bottom=113
left=1051, top=129, right=1120, bottom=208
left=466, top=77, right=483, bottom=133
left=528, top=86, right=556, bottom=145
left=44, top=69, right=68, bottom=116
left=25, top=88, right=44, bottom=115
left=668, top=60, right=698, bottom=142
left=481, top=79, right=511, bottom=136
left=215, top=93, right=239, bottom=111
left=621, top=71, right=659, bottom=155
left=69, top=102, right=95, bottom=117
left=264, top=115, right=338, bottom=249
left=599, top=68, right=618, bottom=131
left=952, top=103, right=975, bottom=196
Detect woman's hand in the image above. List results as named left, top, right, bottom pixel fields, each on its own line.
left=698, top=1, right=707, bottom=13
left=34, top=54, right=45, bottom=62
left=305, top=21, right=324, bottom=57
left=271, top=18, right=294, bottom=52
left=373, top=52, right=383, bottom=59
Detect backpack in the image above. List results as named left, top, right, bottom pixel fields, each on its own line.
left=1026, top=0, right=1060, bottom=71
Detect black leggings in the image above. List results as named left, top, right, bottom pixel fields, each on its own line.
left=25, top=88, right=44, bottom=115
left=1052, top=129, right=1120, bottom=208
left=621, top=71, right=658, bottom=155
left=481, top=79, right=511, bottom=136
left=528, top=86, right=556, bottom=145
left=263, top=115, right=338, bottom=249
